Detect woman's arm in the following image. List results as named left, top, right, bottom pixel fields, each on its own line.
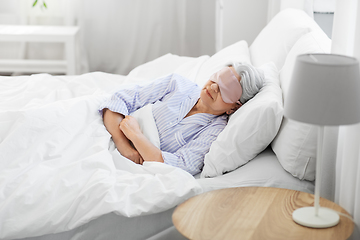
left=102, top=109, right=143, bottom=164
left=119, top=115, right=225, bottom=175
left=99, top=74, right=176, bottom=117
left=119, top=115, right=164, bottom=163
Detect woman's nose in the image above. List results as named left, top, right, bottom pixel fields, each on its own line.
left=210, top=82, right=219, bottom=92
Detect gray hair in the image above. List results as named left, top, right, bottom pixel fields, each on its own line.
left=232, top=62, right=265, bottom=104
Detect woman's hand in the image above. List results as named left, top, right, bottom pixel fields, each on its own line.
left=118, top=115, right=145, bottom=164
left=119, top=115, right=142, bottom=141
left=115, top=142, right=144, bottom=165
left=102, top=109, right=143, bottom=164
left=120, top=115, right=164, bottom=163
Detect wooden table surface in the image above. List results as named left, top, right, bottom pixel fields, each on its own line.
left=172, top=187, right=354, bottom=240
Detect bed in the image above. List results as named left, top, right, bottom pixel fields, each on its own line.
left=0, top=8, right=331, bottom=240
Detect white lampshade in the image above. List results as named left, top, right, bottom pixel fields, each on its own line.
left=284, top=53, right=360, bottom=126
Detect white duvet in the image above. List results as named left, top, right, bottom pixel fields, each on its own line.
left=0, top=54, right=213, bottom=239
left=0, top=48, right=248, bottom=239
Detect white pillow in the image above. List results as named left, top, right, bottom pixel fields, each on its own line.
left=201, top=62, right=283, bottom=178
left=130, top=104, right=160, bottom=148
left=279, top=30, right=331, bottom=101
left=195, top=40, right=251, bottom=87
left=109, top=104, right=160, bottom=152
left=126, top=53, right=195, bottom=81
left=249, top=8, right=313, bottom=70
left=271, top=30, right=331, bottom=181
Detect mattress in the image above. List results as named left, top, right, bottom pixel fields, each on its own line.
left=197, top=147, right=314, bottom=194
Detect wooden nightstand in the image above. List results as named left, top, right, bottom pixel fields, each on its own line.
left=172, top=187, right=354, bottom=240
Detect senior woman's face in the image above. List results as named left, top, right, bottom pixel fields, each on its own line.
left=200, top=67, right=242, bottom=115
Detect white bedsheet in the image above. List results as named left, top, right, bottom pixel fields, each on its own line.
left=0, top=55, right=208, bottom=239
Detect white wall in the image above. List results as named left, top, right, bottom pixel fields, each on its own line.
left=184, top=0, right=216, bottom=57
left=199, top=0, right=216, bottom=56
left=221, top=0, right=269, bottom=49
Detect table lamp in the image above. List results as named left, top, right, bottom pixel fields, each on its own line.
left=284, top=53, right=360, bottom=228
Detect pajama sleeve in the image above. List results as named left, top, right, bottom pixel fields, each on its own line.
left=99, top=74, right=178, bottom=116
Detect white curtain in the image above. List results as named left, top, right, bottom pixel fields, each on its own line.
left=332, top=0, right=360, bottom=239
left=76, top=0, right=216, bottom=75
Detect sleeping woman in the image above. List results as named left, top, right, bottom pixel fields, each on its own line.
left=99, top=63, right=264, bottom=175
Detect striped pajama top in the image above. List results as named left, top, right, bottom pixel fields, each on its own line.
left=99, top=73, right=228, bottom=175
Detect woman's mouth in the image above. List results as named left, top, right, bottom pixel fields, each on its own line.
left=206, top=89, right=213, bottom=100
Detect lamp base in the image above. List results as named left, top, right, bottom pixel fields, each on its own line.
left=293, top=207, right=340, bottom=228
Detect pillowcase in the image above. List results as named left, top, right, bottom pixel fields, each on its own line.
left=249, top=8, right=313, bottom=70
left=130, top=104, right=160, bottom=148
left=201, top=62, right=283, bottom=178
left=195, top=40, right=251, bottom=87
left=126, top=53, right=196, bottom=81
left=279, top=30, right=331, bottom=101
left=109, top=104, right=160, bottom=152
left=271, top=30, right=331, bottom=181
